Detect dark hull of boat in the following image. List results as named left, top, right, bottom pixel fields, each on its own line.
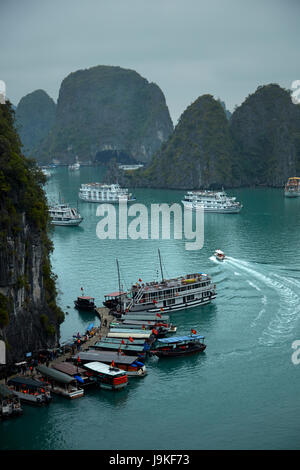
left=152, top=344, right=206, bottom=358
left=74, top=301, right=96, bottom=311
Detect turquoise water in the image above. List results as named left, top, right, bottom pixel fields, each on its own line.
left=1, top=167, right=300, bottom=450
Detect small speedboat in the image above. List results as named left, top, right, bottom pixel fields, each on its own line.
left=214, top=249, right=225, bottom=261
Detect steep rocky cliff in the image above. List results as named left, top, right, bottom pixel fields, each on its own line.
left=114, top=94, right=235, bottom=189
left=0, top=102, right=63, bottom=363
left=15, top=89, right=56, bottom=158
left=37, top=65, right=173, bottom=164
left=230, top=84, right=300, bottom=186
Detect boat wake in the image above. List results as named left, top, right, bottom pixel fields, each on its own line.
left=223, top=257, right=300, bottom=346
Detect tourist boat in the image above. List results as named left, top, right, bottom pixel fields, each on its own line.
left=83, top=362, right=129, bottom=390
left=151, top=334, right=206, bottom=358
left=51, top=362, right=94, bottom=388
left=48, top=203, right=83, bottom=226
left=0, top=384, right=23, bottom=418
left=7, top=376, right=52, bottom=405
left=74, top=295, right=96, bottom=311
left=110, top=320, right=176, bottom=336
left=104, top=251, right=216, bottom=314
left=78, top=183, right=136, bottom=203
left=91, top=338, right=148, bottom=357
left=36, top=365, right=84, bottom=399
left=68, top=162, right=80, bottom=170
left=182, top=189, right=242, bottom=213
left=284, top=177, right=300, bottom=197
left=73, top=350, right=147, bottom=377
left=214, top=249, right=225, bottom=261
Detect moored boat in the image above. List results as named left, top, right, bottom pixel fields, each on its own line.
left=74, top=295, right=96, bottom=311
left=151, top=334, right=206, bottom=358
left=51, top=362, right=94, bottom=387
left=73, top=350, right=147, bottom=377
left=7, top=376, right=52, bottom=405
left=0, top=384, right=23, bottom=418
left=83, top=362, right=129, bottom=390
left=36, top=365, right=84, bottom=399
left=103, top=251, right=216, bottom=315
left=284, top=177, right=300, bottom=197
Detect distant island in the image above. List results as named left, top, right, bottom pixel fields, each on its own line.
left=105, top=84, right=300, bottom=189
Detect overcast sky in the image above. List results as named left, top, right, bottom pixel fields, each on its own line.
left=1, top=0, right=299, bottom=123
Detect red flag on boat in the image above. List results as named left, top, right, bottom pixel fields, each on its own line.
left=191, top=329, right=197, bottom=334
left=129, top=337, right=134, bottom=343
left=153, top=299, right=157, bottom=304
left=111, top=360, right=115, bottom=367
left=160, top=308, right=164, bottom=312
left=77, top=356, right=80, bottom=362
left=121, top=339, right=125, bottom=345
left=156, top=313, right=162, bottom=318
left=81, top=287, right=83, bottom=291
left=152, top=329, right=158, bottom=335
left=139, top=278, right=142, bottom=282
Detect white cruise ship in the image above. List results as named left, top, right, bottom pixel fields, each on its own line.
left=103, top=251, right=216, bottom=314
left=48, top=203, right=83, bottom=226
left=78, top=183, right=136, bottom=203
left=182, top=189, right=242, bottom=213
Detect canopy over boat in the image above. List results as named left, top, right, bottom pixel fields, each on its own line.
left=37, top=365, right=76, bottom=384
left=52, top=362, right=86, bottom=376
left=8, top=376, right=45, bottom=390
left=157, top=335, right=205, bottom=344
left=105, top=291, right=126, bottom=298
left=73, top=350, right=138, bottom=365
left=93, top=341, right=145, bottom=353
left=107, top=331, right=151, bottom=339
left=83, top=362, right=127, bottom=377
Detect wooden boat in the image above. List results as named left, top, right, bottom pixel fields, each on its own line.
left=51, top=362, right=94, bottom=387
left=0, top=384, right=23, bottom=418
left=92, top=340, right=147, bottom=357
left=151, top=334, right=206, bottom=358
left=36, top=365, right=84, bottom=399
left=73, top=350, right=147, bottom=377
left=107, top=329, right=152, bottom=340
left=74, top=296, right=96, bottom=311
left=7, top=376, right=52, bottom=405
left=83, top=362, right=128, bottom=390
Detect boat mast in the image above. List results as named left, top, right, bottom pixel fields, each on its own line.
left=158, top=249, right=164, bottom=282
left=116, top=258, right=123, bottom=313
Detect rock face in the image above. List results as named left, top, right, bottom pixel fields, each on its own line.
left=230, top=84, right=300, bottom=186
left=0, top=103, right=63, bottom=363
left=118, top=94, right=235, bottom=189
left=15, top=89, right=56, bottom=157
left=38, top=65, right=173, bottom=164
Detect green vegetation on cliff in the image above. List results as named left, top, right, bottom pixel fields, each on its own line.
left=120, top=95, right=234, bottom=189
left=37, top=65, right=173, bottom=164
left=230, top=84, right=300, bottom=186
left=15, top=89, right=56, bottom=158
left=0, top=102, right=63, bottom=359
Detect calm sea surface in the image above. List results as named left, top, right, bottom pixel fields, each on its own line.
left=1, top=166, right=300, bottom=450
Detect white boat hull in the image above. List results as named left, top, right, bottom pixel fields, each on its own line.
left=182, top=201, right=242, bottom=213
left=50, top=219, right=83, bottom=226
